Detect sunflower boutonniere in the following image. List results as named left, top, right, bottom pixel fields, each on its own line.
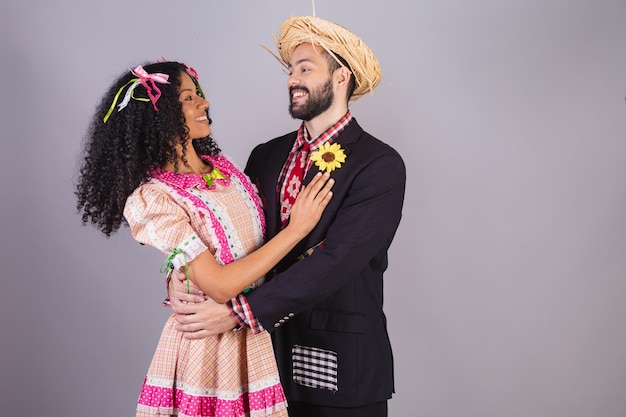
left=310, top=142, right=347, bottom=173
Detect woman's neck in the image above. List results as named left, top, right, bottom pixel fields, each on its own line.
left=162, top=146, right=212, bottom=174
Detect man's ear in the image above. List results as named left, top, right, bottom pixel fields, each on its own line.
left=334, top=66, right=352, bottom=102
left=334, top=65, right=352, bottom=87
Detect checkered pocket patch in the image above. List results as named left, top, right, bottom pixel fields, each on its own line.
left=292, top=345, right=338, bottom=392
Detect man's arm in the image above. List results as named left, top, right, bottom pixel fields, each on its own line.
left=246, top=147, right=406, bottom=330
left=172, top=135, right=406, bottom=335
left=169, top=270, right=237, bottom=339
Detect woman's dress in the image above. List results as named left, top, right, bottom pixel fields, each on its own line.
left=124, top=154, right=287, bottom=417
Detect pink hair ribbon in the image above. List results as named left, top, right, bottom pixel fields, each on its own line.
left=184, top=64, right=199, bottom=80
left=182, top=63, right=206, bottom=99
left=131, top=66, right=170, bottom=111
left=103, top=66, right=170, bottom=123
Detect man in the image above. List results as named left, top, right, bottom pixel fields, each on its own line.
left=171, top=15, right=406, bottom=417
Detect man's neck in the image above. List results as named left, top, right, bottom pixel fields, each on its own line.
left=303, top=103, right=349, bottom=140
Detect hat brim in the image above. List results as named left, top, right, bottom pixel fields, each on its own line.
left=275, top=16, right=382, bottom=101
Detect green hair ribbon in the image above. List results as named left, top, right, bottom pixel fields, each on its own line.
left=161, top=248, right=191, bottom=294
left=102, top=78, right=150, bottom=123
left=102, top=65, right=170, bottom=123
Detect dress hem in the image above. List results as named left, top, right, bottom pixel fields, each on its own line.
left=136, top=380, right=287, bottom=417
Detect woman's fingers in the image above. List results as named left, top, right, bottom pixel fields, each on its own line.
left=301, top=172, right=334, bottom=201
left=317, top=176, right=334, bottom=202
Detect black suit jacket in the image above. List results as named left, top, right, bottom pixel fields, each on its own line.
left=244, top=119, right=406, bottom=407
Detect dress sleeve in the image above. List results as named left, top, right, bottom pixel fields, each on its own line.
left=124, top=183, right=208, bottom=271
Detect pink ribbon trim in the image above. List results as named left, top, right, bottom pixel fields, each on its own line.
left=131, top=65, right=170, bottom=111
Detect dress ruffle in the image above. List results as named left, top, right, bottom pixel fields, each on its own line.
left=133, top=316, right=287, bottom=417
left=136, top=378, right=287, bottom=417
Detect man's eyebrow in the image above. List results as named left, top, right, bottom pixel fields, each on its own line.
left=288, top=58, right=313, bottom=69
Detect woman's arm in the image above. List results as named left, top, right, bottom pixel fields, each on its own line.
left=185, top=172, right=333, bottom=303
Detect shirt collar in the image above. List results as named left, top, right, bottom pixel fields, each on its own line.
left=295, top=111, right=353, bottom=150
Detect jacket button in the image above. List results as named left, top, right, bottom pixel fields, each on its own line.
left=274, top=323, right=280, bottom=328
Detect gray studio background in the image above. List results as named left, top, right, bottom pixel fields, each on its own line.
left=1, top=1, right=626, bottom=416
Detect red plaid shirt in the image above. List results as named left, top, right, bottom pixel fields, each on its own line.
left=230, top=112, right=353, bottom=333
left=278, top=111, right=352, bottom=226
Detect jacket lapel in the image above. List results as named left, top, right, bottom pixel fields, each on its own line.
left=263, top=134, right=297, bottom=238
left=302, top=119, right=362, bottom=184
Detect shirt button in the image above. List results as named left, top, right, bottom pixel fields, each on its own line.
left=274, top=323, right=281, bottom=328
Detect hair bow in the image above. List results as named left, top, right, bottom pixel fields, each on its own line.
left=130, top=66, right=170, bottom=110
left=103, top=65, right=170, bottom=123
left=182, top=63, right=205, bottom=99
left=184, top=64, right=199, bottom=80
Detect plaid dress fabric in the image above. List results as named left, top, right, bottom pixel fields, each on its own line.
left=124, top=154, right=287, bottom=417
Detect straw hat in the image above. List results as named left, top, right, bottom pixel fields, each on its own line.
left=273, top=16, right=382, bottom=101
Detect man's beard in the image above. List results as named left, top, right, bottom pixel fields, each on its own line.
left=289, top=78, right=334, bottom=121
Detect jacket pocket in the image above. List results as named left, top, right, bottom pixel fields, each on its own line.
left=292, top=344, right=338, bottom=392
left=309, top=309, right=367, bottom=334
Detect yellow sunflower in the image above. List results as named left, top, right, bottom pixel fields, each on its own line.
left=310, top=142, right=347, bottom=173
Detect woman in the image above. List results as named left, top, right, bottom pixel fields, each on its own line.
left=76, top=61, right=333, bottom=417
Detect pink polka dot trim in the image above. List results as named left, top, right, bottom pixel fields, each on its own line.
left=137, top=379, right=287, bottom=416
left=151, top=154, right=266, bottom=265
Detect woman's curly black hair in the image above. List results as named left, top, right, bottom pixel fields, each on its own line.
left=75, top=61, right=220, bottom=237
